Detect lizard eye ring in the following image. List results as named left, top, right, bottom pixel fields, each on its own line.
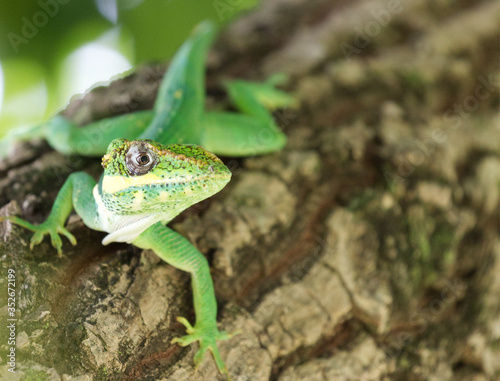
left=126, top=143, right=157, bottom=175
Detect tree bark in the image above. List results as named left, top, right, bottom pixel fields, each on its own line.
left=1, top=0, right=499, bottom=380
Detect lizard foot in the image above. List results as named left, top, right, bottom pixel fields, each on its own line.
left=0, top=216, right=76, bottom=256
left=224, top=75, right=298, bottom=111
left=171, top=316, right=238, bottom=379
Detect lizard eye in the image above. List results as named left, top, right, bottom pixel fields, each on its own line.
left=138, top=154, right=150, bottom=165
left=126, top=143, right=157, bottom=176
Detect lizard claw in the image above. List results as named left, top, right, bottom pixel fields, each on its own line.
left=171, top=316, right=237, bottom=379
left=2, top=216, right=76, bottom=256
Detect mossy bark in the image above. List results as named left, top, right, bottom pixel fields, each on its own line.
left=1, top=0, right=499, bottom=380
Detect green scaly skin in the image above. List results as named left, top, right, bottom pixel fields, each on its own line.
left=0, top=21, right=296, bottom=378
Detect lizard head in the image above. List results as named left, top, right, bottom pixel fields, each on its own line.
left=100, top=139, right=231, bottom=215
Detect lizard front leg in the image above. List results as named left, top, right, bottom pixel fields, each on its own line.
left=1, top=172, right=101, bottom=255
left=133, top=221, right=232, bottom=378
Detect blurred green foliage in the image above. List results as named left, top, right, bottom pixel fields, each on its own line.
left=0, top=0, right=258, bottom=136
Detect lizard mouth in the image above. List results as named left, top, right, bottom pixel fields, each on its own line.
left=101, top=171, right=231, bottom=195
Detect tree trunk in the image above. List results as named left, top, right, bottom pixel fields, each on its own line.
left=1, top=1, right=499, bottom=380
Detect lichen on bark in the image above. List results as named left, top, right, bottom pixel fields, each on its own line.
left=1, top=0, right=499, bottom=380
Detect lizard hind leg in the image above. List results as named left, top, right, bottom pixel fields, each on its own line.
left=223, top=75, right=298, bottom=119
left=202, top=112, right=287, bottom=156
left=201, top=75, right=297, bottom=157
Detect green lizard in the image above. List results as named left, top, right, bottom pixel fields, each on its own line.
left=0, top=21, right=295, bottom=378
